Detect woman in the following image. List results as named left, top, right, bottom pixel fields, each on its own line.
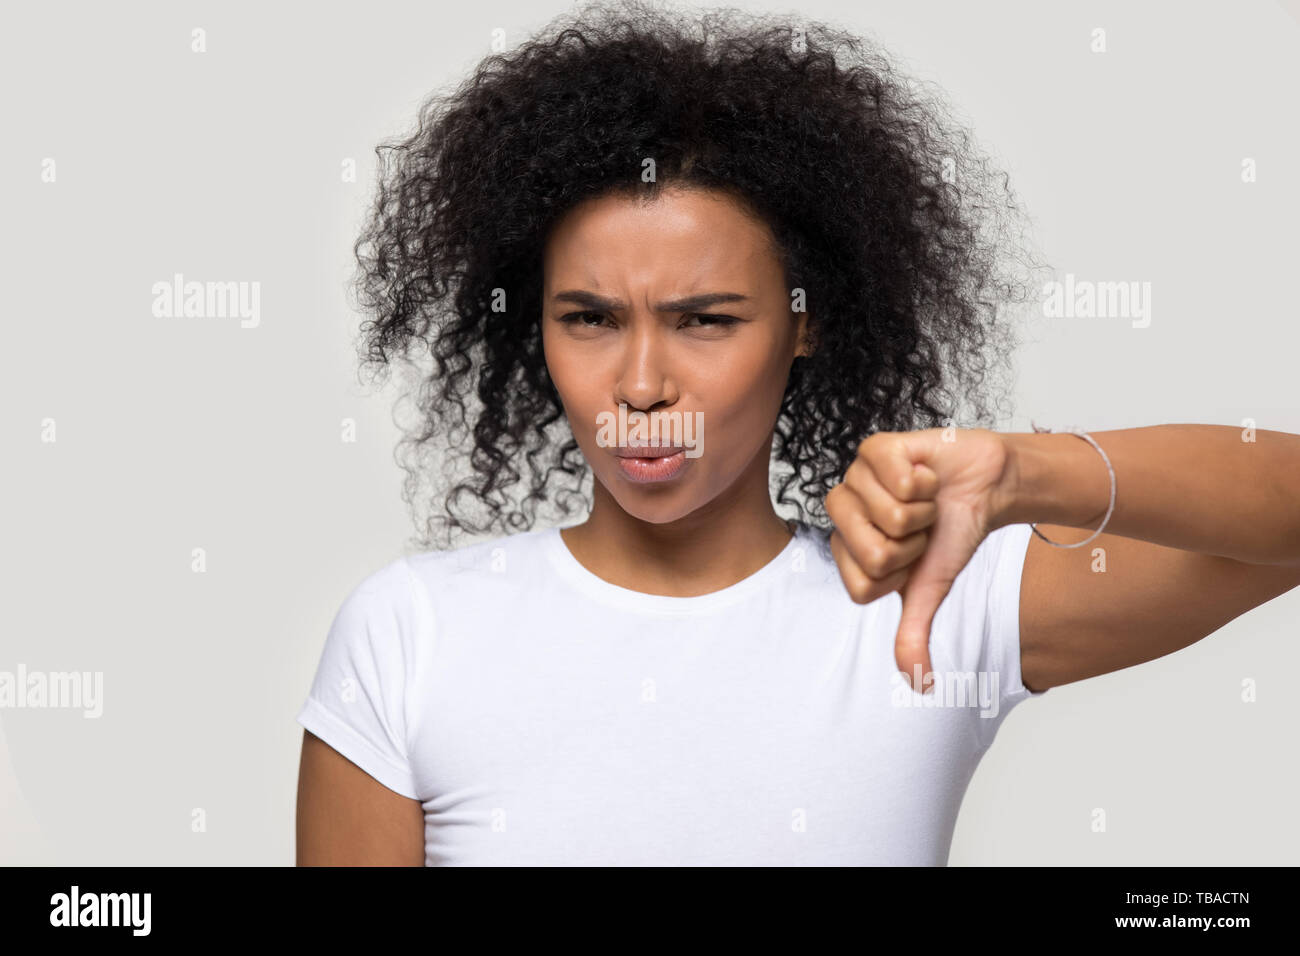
left=294, top=0, right=1300, bottom=865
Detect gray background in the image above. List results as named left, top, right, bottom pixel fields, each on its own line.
left=2, top=0, right=1298, bottom=865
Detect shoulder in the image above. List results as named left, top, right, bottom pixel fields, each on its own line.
left=324, top=526, right=560, bottom=645
left=328, top=554, right=418, bottom=624
left=402, top=525, right=553, bottom=592
left=340, top=526, right=557, bottom=630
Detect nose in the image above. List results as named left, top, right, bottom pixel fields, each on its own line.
left=612, top=317, right=679, bottom=411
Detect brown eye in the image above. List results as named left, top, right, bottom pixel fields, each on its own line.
left=559, top=311, right=609, bottom=327
left=682, top=312, right=740, bottom=328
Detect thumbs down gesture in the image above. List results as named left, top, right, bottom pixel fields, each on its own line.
left=825, top=427, right=1012, bottom=693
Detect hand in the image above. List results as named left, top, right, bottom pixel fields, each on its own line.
left=824, top=427, right=1012, bottom=692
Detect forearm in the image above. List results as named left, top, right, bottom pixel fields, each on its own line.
left=991, top=423, right=1300, bottom=566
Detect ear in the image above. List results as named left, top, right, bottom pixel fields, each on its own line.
left=794, top=311, right=813, bottom=358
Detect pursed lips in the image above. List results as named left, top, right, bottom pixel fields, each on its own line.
left=612, top=444, right=685, bottom=459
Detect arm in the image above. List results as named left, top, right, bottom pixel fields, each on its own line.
left=296, top=730, right=425, bottom=866
left=991, top=424, right=1300, bottom=692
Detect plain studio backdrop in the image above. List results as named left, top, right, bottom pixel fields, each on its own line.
left=2, top=0, right=1298, bottom=865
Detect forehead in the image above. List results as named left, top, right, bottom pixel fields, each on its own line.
left=542, top=186, right=780, bottom=287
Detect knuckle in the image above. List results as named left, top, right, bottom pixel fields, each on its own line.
left=887, top=504, right=908, bottom=534
left=825, top=485, right=846, bottom=519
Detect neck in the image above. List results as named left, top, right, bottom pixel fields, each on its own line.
left=560, top=465, right=794, bottom=599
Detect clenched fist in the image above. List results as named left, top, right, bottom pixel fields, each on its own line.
left=825, top=427, right=1012, bottom=693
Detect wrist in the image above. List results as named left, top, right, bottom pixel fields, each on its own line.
left=987, top=431, right=1022, bottom=530
left=989, top=431, right=1112, bottom=530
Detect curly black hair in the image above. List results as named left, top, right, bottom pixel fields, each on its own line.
left=350, top=0, right=1045, bottom=551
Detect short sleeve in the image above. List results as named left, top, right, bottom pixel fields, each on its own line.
left=973, top=521, right=1046, bottom=748
left=296, top=557, right=422, bottom=800
left=925, top=521, right=1046, bottom=751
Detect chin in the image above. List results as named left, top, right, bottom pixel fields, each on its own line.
left=602, top=476, right=704, bottom=525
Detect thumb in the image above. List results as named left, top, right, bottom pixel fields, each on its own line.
left=894, top=566, right=955, bottom=695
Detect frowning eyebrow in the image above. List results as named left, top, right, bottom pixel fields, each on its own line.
left=551, top=290, right=752, bottom=312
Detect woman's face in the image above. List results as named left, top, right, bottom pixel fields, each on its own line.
left=541, top=185, right=809, bottom=525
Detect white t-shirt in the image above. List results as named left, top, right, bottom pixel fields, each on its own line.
left=296, top=519, right=1046, bottom=865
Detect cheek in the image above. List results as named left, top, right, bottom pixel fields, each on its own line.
left=693, top=349, right=788, bottom=430
left=547, top=365, right=614, bottom=452
left=705, top=392, right=776, bottom=462
left=543, top=336, right=592, bottom=408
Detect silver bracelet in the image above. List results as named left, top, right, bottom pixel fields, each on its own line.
left=1026, top=421, right=1116, bottom=549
